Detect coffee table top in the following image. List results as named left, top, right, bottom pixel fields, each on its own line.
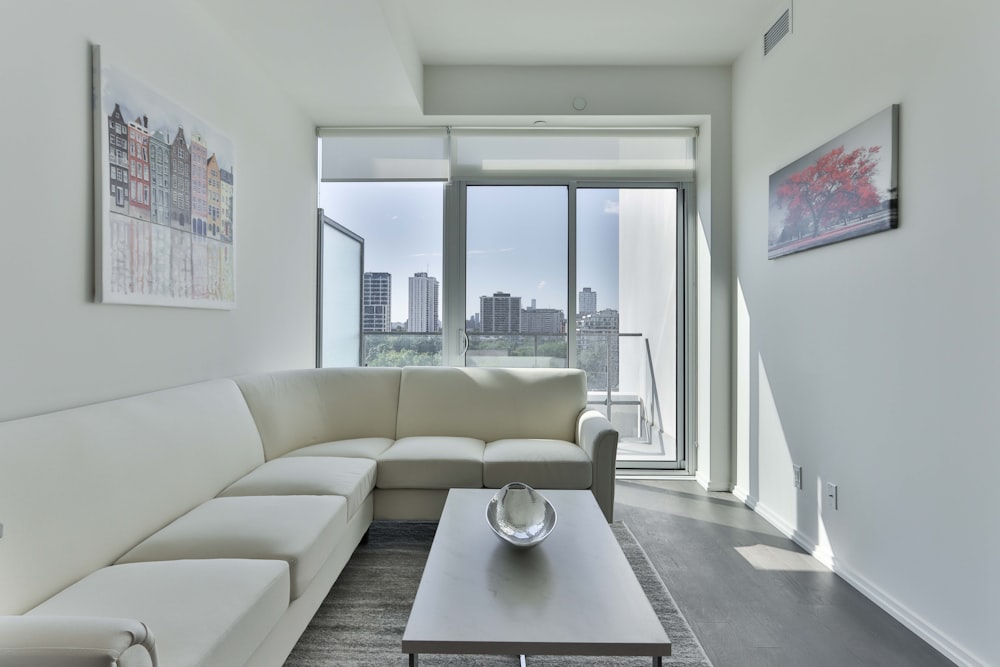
left=402, top=489, right=671, bottom=657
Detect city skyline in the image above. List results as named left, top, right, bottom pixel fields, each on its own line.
left=362, top=270, right=614, bottom=335
left=318, top=182, right=621, bottom=323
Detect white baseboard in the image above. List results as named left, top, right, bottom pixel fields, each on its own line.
left=730, top=484, right=754, bottom=506
left=695, top=472, right=730, bottom=492
left=752, top=500, right=836, bottom=569
left=742, top=500, right=985, bottom=667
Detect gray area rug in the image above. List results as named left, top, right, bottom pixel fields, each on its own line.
left=286, top=521, right=712, bottom=666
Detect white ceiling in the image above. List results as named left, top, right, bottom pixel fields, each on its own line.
left=193, top=0, right=780, bottom=126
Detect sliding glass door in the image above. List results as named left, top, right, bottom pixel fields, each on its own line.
left=576, top=187, right=682, bottom=466
left=454, top=182, right=687, bottom=469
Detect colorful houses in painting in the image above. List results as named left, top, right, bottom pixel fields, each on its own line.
left=220, top=167, right=233, bottom=243
left=110, top=106, right=233, bottom=242
left=149, top=131, right=171, bottom=226
left=168, top=127, right=191, bottom=229
left=189, top=133, right=208, bottom=236
left=127, top=116, right=151, bottom=221
left=107, top=104, right=130, bottom=214
left=206, top=154, right=221, bottom=240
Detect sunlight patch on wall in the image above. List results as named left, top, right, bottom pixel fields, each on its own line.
left=814, top=478, right=836, bottom=569
left=757, top=354, right=797, bottom=530
left=734, top=279, right=751, bottom=498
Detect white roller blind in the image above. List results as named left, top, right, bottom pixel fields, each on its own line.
left=451, top=129, right=695, bottom=181
left=319, top=129, right=450, bottom=181
left=318, top=127, right=696, bottom=182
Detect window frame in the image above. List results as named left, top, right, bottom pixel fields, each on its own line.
left=443, top=178, right=693, bottom=471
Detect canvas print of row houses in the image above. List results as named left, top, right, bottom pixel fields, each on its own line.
left=93, top=45, right=235, bottom=308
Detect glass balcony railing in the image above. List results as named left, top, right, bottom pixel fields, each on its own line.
left=576, top=332, right=643, bottom=438
left=465, top=333, right=567, bottom=368
left=362, top=332, right=442, bottom=367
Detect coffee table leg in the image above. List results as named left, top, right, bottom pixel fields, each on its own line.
left=652, top=657, right=662, bottom=667
left=408, top=653, right=418, bottom=667
left=519, top=655, right=527, bottom=667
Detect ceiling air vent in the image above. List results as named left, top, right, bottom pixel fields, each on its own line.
left=764, top=8, right=791, bottom=56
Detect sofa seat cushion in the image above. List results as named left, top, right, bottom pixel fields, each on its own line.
left=377, top=436, right=485, bottom=489
left=218, top=456, right=376, bottom=520
left=283, top=437, right=394, bottom=460
left=483, top=439, right=593, bottom=489
left=115, top=496, right=347, bottom=600
left=27, top=559, right=289, bottom=667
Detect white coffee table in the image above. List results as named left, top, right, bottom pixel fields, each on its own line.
left=402, top=488, right=671, bottom=665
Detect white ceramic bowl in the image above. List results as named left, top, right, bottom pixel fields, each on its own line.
left=486, top=482, right=557, bottom=548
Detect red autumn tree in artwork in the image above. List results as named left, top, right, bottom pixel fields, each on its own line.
left=774, top=145, right=883, bottom=239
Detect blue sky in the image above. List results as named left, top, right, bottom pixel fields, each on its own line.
left=318, top=183, right=620, bottom=323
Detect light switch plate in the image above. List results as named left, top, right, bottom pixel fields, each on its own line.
left=825, top=483, right=838, bottom=510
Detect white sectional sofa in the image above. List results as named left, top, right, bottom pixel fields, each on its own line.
left=0, top=366, right=618, bottom=667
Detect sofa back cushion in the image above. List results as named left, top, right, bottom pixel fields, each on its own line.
left=0, top=379, right=265, bottom=614
left=235, top=368, right=402, bottom=460
left=395, top=367, right=586, bottom=443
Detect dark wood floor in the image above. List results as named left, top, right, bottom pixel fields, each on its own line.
left=614, top=480, right=955, bottom=667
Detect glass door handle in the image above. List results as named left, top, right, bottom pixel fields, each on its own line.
left=458, top=329, right=469, bottom=356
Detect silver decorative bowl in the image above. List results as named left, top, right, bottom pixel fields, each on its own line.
left=486, top=482, right=557, bottom=548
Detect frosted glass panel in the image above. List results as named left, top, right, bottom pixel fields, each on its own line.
left=320, top=218, right=362, bottom=367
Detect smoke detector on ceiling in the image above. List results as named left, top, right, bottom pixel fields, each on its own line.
left=764, top=2, right=793, bottom=56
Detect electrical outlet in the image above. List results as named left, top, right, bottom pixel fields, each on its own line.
left=792, top=464, right=802, bottom=490
left=825, top=482, right=838, bottom=510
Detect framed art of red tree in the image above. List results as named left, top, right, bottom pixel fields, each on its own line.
left=768, top=105, right=899, bottom=259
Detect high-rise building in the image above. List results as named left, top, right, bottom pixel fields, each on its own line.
left=363, top=272, right=392, bottom=333
left=408, top=272, right=439, bottom=332
left=577, top=307, right=620, bottom=390
left=480, top=292, right=521, bottom=333
left=579, top=287, right=597, bottom=314
left=521, top=306, right=565, bottom=334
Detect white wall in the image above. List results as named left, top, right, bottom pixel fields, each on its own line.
left=0, top=0, right=318, bottom=420
left=732, top=1, right=1000, bottom=664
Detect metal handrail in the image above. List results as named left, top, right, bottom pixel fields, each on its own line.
left=594, top=332, right=641, bottom=421
left=643, top=337, right=664, bottom=440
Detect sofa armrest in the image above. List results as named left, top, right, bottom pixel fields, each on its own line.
left=576, top=408, right=620, bottom=522
left=0, top=616, right=157, bottom=667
